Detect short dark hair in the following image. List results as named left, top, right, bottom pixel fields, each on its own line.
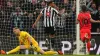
left=81, top=5, right=87, bottom=12
left=47, top=1, right=53, bottom=6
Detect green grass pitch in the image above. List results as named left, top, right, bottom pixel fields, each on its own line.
left=0, top=54, right=99, bottom=56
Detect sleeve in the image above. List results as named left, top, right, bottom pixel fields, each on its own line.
left=26, top=32, right=31, bottom=38
left=53, top=8, right=59, bottom=14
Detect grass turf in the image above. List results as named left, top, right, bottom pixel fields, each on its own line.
left=0, top=54, right=99, bottom=56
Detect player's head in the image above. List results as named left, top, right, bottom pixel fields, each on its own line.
left=13, top=27, right=20, bottom=35
left=46, top=0, right=55, bottom=7
left=81, top=5, right=87, bottom=12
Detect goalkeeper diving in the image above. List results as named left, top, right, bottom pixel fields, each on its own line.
left=1, top=27, right=58, bottom=55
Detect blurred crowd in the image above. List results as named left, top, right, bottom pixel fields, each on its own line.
left=0, top=0, right=100, bottom=36
left=0, top=0, right=76, bottom=36
left=86, top=0, right=100, bottom=32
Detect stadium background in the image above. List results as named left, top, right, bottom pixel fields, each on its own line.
left=0, top=0, right=100, bottom=55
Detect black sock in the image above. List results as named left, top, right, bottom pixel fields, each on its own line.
left=50, top=38, right=55, bottom=48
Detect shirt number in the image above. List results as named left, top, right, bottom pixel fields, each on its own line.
left=82, top=19, right=88, bottom=25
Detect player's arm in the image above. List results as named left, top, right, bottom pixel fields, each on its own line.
left=76, top=14, right=80, bottom=24
left=76, top=19, right=79, bottom=24
left=19, top=40, right=23, bottom=45
left=90, top=18, right=100, bottom=23
left=32, top=13, right=42, bottom=28
left=18, top=36, right=23, bottom=45
left=25, top=34, right=32, bottom=43
left=53, top=2, right=63, bottom=17
left=53, top=8, right=61, bottom=16
left=34, top=13, right=42, bottom=25
left=90, top=15, right=100, bottom=23
left=53, top=2, right=59, bottom=10
left=33, top=9, right=44, bottom=28
left=27, top=36, right=32, bottom=43
left=90, top=18, right=99, bottom=23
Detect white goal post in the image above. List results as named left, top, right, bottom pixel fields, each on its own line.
left=76, top=0, right=80, bottom=54
left=76, top=0, right=86, bottom=55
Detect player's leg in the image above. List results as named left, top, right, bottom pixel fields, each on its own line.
left=44, top=27, right=54, bottom=50
left=83, top=29, right=91, bottom=54
left=80, top=29, right=91, bottom=54
left=32, top=45, right=57, bottom=55
left=31, top=38, right=57, bottom=55
left=85, top=33, right=91, bottom=53
left=44, top=27, right=50, bottom=48
left=48, top=27, right=56, bottom=50
left=6, top=45, right=30, bottom=54
left=6, top=46, right=20, bottom=54
left=49, top=34, right=63, bottom=54
left=41, top=50, right=57, bottom=55
left=49, top=34, right=55, bottom=50
left=80, top=29, right=89, bottom=54
left=86, top=39, right=91, bottom=53
left=48, top=27, right=63, bottom=54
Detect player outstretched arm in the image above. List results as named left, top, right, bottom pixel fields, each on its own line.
left=32, top=13, right=42, bottom=28
left=90, top=15, right=100, bottom=23
left=90, top=18, right=100, bottom=23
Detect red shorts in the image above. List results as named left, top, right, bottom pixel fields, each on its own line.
left=80, top=29, right=91, bottom=42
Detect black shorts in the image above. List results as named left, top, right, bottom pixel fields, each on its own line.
left=44, top=27, right=55, bottom=35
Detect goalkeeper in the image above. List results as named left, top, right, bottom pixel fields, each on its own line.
left=1, top=27, right=57, bottom=55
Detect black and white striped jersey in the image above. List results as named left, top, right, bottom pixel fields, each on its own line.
left=40, top=6, right=59, bottom=27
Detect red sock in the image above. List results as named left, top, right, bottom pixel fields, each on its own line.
left=86, top=41, right=91, bottom=52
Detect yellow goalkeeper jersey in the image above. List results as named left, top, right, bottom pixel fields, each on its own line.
left=18, top=31, right=38, bottom=46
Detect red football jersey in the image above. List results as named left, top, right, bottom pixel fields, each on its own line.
left=78, top=12, right=91, bottom=30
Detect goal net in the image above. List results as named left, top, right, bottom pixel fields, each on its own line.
left=0, top=0, right=86, bottom=55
